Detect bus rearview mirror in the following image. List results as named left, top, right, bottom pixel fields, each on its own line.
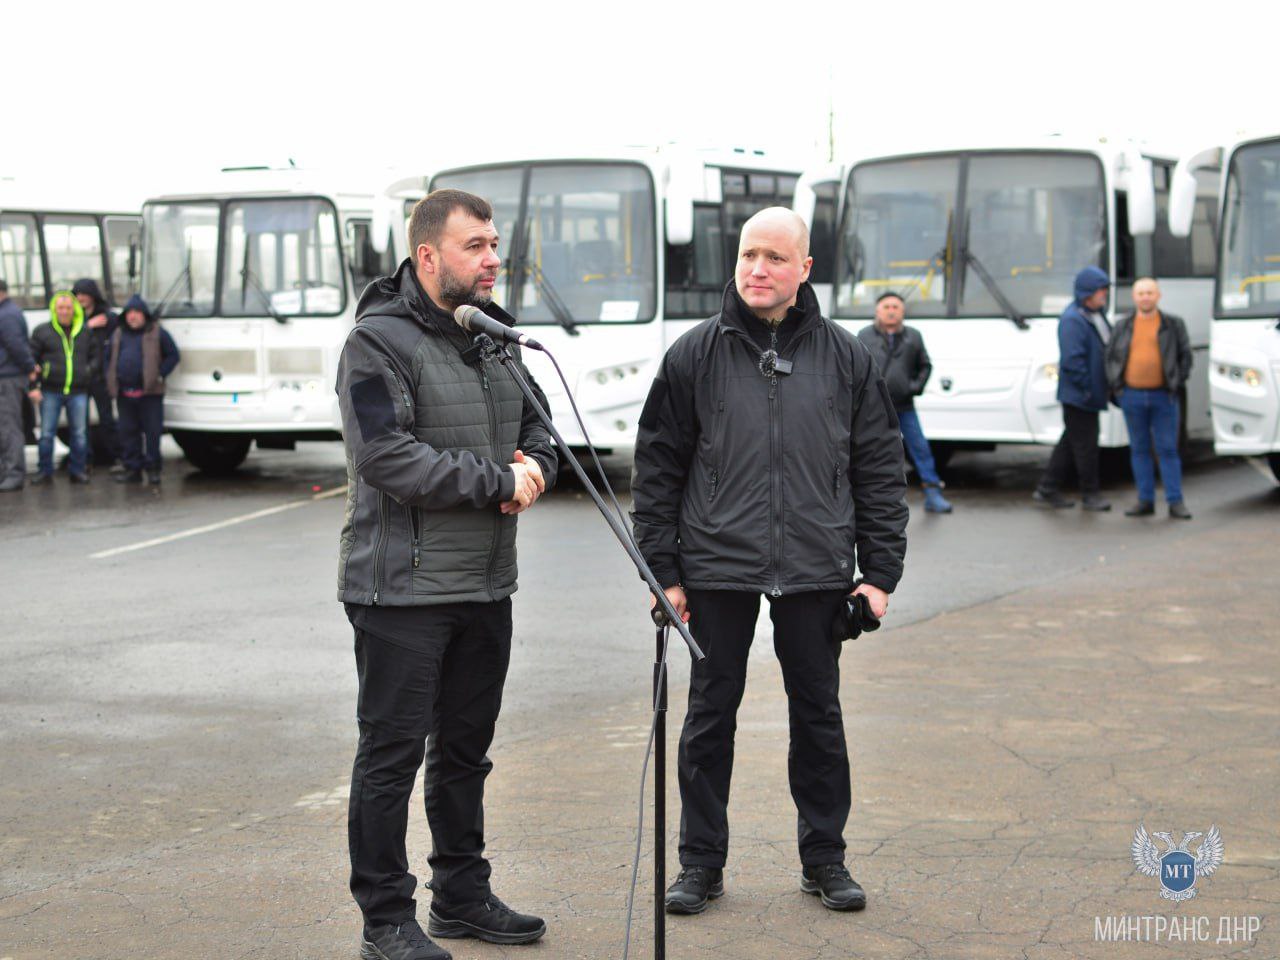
left=1168, top=146, right=1221, bottom=239
left=1121, top=148, right=1155, bottom=237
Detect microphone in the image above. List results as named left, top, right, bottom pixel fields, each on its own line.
left=454, top=305, right=543, bottom=351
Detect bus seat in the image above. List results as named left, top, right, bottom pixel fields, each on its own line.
left=574, top=240, right=618, bottom=282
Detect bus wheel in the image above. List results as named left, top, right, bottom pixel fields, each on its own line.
left=1269, top=453, right=1280, bottom=484
left=172, top=430, right=252, bottom=475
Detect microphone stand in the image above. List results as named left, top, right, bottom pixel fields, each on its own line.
left=475, top=333, right=700, bottom=960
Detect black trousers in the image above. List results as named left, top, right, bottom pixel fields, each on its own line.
left=116, top=394, right=163, bottom=472
left=348, top=600, right=512, bottom=925
left=89, top=378, right=119, bottom=463
left=678, top=588, right=851, bottom=869
left=1039, top=404, right=1101, bottom=497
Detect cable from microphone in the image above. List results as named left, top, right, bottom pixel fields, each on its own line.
left=454, top=304, right=543, bottom=351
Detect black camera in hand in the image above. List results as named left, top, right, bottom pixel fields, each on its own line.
left=833, top=583, right=881, bottom=642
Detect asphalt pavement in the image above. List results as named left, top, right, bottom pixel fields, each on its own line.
left=1, top=440, right=1277, bottom=959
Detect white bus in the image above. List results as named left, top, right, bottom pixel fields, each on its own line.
left=140, top=169, right=420, bottom=473
left=1, top=181, right=143, bottom=450
left=1170, top=133, right=1280, bottom=481
left=798, top=138, right=1220, bottom=464
left=427, top=147, right=807, bottom=453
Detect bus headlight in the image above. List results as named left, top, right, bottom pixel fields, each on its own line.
left=1218, top=364, right=1263, bottom=388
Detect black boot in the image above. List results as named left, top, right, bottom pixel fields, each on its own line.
left=801, top=863, right=867, bottom=911
left=1032, top=488, right=1075, bottom=509
left=427, top=895, right=546, bottom=945
left=664, top=866, right=724, bottom=915
left=360, top=919, right=451, bottom=960
left=1124, top=500, right=1154, bottom=516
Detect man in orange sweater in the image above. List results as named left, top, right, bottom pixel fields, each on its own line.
left=1105, top=278, right=1193, bottom=519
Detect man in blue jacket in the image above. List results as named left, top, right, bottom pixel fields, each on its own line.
left=1033, top=266, right=1112, bottom=511
left=0, top=279, right=37, bottom=491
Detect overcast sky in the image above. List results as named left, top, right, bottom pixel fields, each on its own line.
left=5, top=0, right=1273, bottom=194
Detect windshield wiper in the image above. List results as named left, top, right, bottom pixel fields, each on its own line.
left=241, top=246, right=287, bottom=324
left=523, top=259, right=578, bottom=336
left=153, top=245, right=195, bottom=318
left=961, top=247, right=1029, bottom=330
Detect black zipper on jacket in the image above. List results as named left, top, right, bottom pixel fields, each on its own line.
left=408, top=506, right=420, bottom=569
left=372, top=490, right=389, bottom=604
left=480, top=361, right=501, bottom=600
left=768, top=328, right=782, bottom=598
left=385, top=360, right=411, bottom=410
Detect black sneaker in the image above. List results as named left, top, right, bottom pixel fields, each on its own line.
left=360, top=919, right=451, bottom=960
left=1081, top=495, right=1111, bottom=512
left=801, top=863, right=867, bottom=911
left=114, top=471, right=143, bottom=484
left=1032, top=488, right=1075, bottom=509
left=1124, top=501, right=1155, bottom=516
left=146, top=470, right=162, bottom=486
left=664, top=865, right=724, bottom=915
left=108, top=460, right=127, bottom=475
left=428, top=895, right=545, bottom=945
left=1168, top=501, right=1193, bottom=520
left=69, top=472, right=91, bottom=485
left=29, top=473, right=53, bottom=486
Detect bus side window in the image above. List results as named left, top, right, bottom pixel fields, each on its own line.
left=1189, top=168, right=1219, bottom=279
left=0, top=213, right=45, bottom=309
left=104, top=216, right=141, bottom=304
left=808, top=182, right=838, bottom=285
left=664, top=204, right=725, bottom=319
left=347, top=220, right=395, bottom=297
left=43, top=214, right=105, bottom=297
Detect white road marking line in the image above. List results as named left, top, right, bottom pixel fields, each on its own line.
left=1245, top=456, right=1278, bottom=485
left=88, top=484, right=348, bottom=559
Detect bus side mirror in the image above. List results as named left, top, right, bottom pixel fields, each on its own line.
left=793, top=164, right=842, bottom=228
left=666, top=197, right=694, bottom=246
left=1168, top=146, right=1221, bottom=238
left=128, top=237, right=139, bottom=286
left=371, top=200, right=393, bottom=255
left=1120, top=148, right=1155, bottom=236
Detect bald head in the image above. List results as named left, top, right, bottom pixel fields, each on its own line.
left=735, top=206, right=814, bottom=322
left=1133, top=276, right=1161, bottom=316
left=740, top=206, right=810, bottom=259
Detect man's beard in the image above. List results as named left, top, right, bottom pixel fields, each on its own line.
left=438, top=265, right=493, bottom=309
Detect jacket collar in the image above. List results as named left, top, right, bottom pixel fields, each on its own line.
left=716, top=280, right=823, bottom=344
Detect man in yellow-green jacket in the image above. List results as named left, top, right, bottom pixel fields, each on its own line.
left=28, top=291, right=100, bottom=483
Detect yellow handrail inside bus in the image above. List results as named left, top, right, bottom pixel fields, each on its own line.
left=623, top=193, right=633, bottom=276
left=1009, top=197, right=1055, bottom=277
left=1264, top=254, right=1280, bottom=263
left=1240, top=274, right=1280, bottom=293
left=861, top=273, right=935, bottom=299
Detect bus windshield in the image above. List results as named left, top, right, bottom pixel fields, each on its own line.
left=221, top=199, right=344, bottom=316
left=143, top=202, right=219, bottom=317
left=1219, top=139, right=1280, bottom=318
left=432, top=162, right=656, bottom=324
left=836, top=151, right=1107, bottom=319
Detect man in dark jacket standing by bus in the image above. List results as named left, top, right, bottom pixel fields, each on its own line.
left=0, top=279, right=36, bottom=491
left=336, top=190, right=557, bottom=960
left=633, top=207, right=908, bottom=916
left=106, top=295, right=180, bottom=485
left=73, top=278, right=121, bottom=469
left=1033, top=265, right=1112, bottom=511
left=1106, top=277, right=1194, bottom=518
left=857, top=291, right=952, bottom=512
